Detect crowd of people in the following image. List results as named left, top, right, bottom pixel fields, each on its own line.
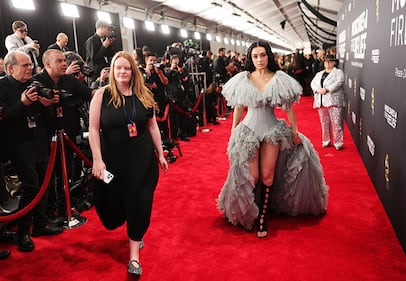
left=0, top=17, right=344, bottom=277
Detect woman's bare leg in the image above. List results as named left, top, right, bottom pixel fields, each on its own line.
left=128, top=239, right=142, bottom=274
left=256, top=142, right=279, bottom=238
left=248, top=150, right=259, bottom=186
left=260, top=142, right=279, bottom=185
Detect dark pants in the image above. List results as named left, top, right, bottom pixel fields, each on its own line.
left=11, top=139, right=50, bottom=232
left=0, top=162, right=8, bottom=203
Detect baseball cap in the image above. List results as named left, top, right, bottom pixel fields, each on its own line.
left=95, top=20, right=115, bottom=29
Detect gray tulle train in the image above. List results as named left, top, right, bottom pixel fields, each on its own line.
left=217, top=123, right=329, bottom=231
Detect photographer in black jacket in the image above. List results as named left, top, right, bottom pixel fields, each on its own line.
left=0, top=101, right=11, bottom=259
left=0, top=51, right=63, bottom=252
left=144, top=52, right=169, bottom=116
left=165, top=54, right=194, bottom=141
left=34, top=49, right=92, bottom=143
left=33, top=49, right=93, bottom=219
left=85, top=20, right=118, bottom=85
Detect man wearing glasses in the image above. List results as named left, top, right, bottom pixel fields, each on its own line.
left=5, top=20, right=40, bottom=74
left=0, top=51, right=63, bottom=252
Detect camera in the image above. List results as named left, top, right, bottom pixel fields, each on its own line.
left=27, top=81, right=55, bottom=99
left=102, top=31, right=117, bottom=40
left=153, top=63, right=165, bottom=70
left=64, top=51, right=93, bottom=77
left=77, top=61, right=93, bottom=77
left=27, top=81, right=73, bottom=100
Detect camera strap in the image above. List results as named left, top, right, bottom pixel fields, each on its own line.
left=123, top=94, right=137, bottom=137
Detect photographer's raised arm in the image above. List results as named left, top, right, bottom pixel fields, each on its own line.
left=65, top=60, right=81, bottom=76
left=155, top=67, right=168, bottom=86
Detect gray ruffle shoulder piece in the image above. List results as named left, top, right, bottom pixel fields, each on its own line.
left=222, top=70, right=302, bottom=110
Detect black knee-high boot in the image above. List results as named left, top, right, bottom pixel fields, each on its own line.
left=256, top=182, right=271, bottom=238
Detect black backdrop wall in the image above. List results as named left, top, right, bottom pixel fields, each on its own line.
left=0, top=0, right=209, bottom=64
left=337, top=0, right=405, bottom=252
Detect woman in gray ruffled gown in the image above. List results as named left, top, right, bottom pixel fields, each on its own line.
left=217, top=41, right=328, bottom=238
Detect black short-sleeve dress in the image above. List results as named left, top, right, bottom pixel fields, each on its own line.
left=93, top=89, right=158, bottom=241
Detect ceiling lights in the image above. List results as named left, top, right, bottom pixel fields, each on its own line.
left=11, top=0, right=35, bottom=10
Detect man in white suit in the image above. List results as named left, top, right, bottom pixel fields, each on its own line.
left=311, top=54, right=345, bottom=150
left=5, top=21, right=40, bottom=74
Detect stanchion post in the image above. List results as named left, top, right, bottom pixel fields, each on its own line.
left=57, top=130, right=87, bottom=229
left=190, top=72, right=210, bottom=133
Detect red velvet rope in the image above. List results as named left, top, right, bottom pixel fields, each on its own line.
left=0, top=132, right=94, bottom=223
left=63, top=133, right=92, bottom=168
left=191, top=91, right=204, bottom=113
left=156, top=103, right=171, bottom=122
left=0, top=137, right=58, bottom=223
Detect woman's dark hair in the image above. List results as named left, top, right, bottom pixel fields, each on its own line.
left=245, top=41, right=279, bottom=72
left=134, top=47, right=145, bottom=66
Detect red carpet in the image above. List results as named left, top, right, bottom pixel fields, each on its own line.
left=1, top=97, right=405, bottom=281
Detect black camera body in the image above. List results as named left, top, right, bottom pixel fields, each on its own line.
left=27, top=81, right=55, bottom=99
left=153, top=63, right=165, bottom=70
left=27, top=81, right=73, bottom=100
left=102, top=31, right=117, bottom=41
left=76, top=60, right=93, bottom=77
left=64, top=51, right=93, bottom=77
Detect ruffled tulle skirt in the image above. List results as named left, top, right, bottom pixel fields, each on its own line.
left=217, top=122, right=328, bottom=230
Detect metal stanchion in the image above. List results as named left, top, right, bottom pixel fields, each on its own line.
left=0, top=129, right=89, bottom=230
left=189, top=72, right=210, bottom=133
left=57, top=130, right=87, bottom=229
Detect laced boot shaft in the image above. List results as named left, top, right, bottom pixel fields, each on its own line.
left=256, top=183, right=271, bottom=238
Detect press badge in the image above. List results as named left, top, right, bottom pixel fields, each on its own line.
left=56, top=106, right=63, bottom=118
left=27, top=116, right=36, bottom=128
left=127, top=122, right=138, bottom=137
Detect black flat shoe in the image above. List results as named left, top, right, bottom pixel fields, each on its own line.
left=0, top=250, right=11, bottom=259
left=46, top=215, right=64, bottom=226
left=128, top=260, right=142, bottom=276
left=31, top=225, right=63, bottom=237
left=17, top=233, right=35, bottom=252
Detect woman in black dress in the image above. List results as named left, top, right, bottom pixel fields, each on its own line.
left=88, top=51, right=168, bottom=276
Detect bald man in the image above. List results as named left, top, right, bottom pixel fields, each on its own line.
left=47, top=32, right=69, bottom=52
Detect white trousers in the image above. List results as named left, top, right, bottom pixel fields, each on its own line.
left=318, top=106, right=344, bottom=149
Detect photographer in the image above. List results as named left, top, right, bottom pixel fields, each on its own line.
left=64, top=51, right=93, bottom=83
left=0, top=51, right=63, bottom=252
left=33, top=49, right=93, bottom=219
left=0, top=100, right=11, bottom=260
left=165, top=54, right=194, bottom=141
left=85, top=20, right=117, bottom=85
left=90, top=67, right=109, bottom=90
left=144, top=52, right=168, bottom=116
left=33, top=49, right=92, bottom=138
left=213, top=47, right=227, bottom=84
left=47, top=32, right=69, bottom=52
left=5, top=20, right=40, bottom=74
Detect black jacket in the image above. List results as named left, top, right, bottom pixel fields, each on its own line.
left=33, top=70, right=92, bottom=136
left=84, top=33, right=115, bottom=80
left=0, top=75, right=51, bottom=161
left=47, top=43, right=69, bottom=52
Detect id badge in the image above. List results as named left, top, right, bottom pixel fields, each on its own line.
left=56, top=106, right=63, bottom=118
left=27, top=116, right=37, bottom=128
left=127, top=123, right=138, bottom=137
